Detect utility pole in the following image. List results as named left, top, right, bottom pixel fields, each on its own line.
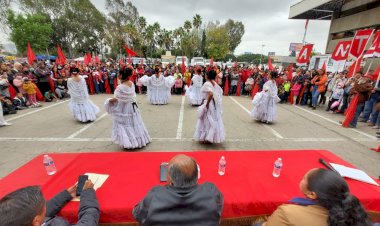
left=259, top=44, right=265, bottom=66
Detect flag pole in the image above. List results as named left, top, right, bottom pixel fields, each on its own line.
left=302, top=20, right=309, bottom=45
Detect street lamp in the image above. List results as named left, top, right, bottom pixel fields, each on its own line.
left=259, top=44, right=265, bottom=66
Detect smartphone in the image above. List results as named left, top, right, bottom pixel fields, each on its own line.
left=76, top=175, right=89, bottom=196
left=160, top=163, right=168, bottom=182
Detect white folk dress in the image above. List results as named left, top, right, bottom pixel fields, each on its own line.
left=186, top=74, right=203, bottom=105
left=139, top=74, right=175, bottom=105
left=105, top=83, right=151, bottom=149
left=67, top=76, right=99, bottom=122
left=194, top=81, right=225, bottom=143
left=251, top=79, right=280, bottom=123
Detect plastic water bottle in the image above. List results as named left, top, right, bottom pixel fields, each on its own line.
left=272, top=158, right=283, bottom=178
left=218, top=156, right=226, bottom=176
left=43, top=155, right=57, bottom=175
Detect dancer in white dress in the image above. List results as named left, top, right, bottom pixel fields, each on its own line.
left=0, top=102, right=11, bottom=127
left=105, top=67, right=151, bottom=149
left=185, top=67, right=203, bottom=106
left=194, top=69, right=225, bottom=143
left=67, top=69, right=99, bottom=122
left=251, top=71, right=280, bottom=123
left=139, top=66, right=175, bottom=105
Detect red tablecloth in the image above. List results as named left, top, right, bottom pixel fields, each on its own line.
left=0, top=150, right=379, bottom=223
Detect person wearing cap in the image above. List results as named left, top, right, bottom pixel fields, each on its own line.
left=67, top=68, right=99, bottom=122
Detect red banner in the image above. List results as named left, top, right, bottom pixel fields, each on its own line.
left=364, top=30, right=380, bottom=58
left=331, top=41, right=351, bottom=61
left=349, top=29, right=374, bottom=59
left=125, top=45, right=137, bottom=57
left=296, top=44, right=313, bottom=66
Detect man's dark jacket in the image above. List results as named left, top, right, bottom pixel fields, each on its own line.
left=43, top=189, right=99, bottom=226
left=133, top=182, right=224, bottom=226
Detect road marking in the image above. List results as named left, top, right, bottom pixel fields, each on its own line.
left=66, top=113, right=108, bottom=138
left=6, top=100, right=69, bottom=122
left=229, top=96, right=284, bottom=139
left=176, top=96, right=186, bottom=139
left=0, top=137, right=374, bottom=142
left=293, top=105, right=377, bottom=140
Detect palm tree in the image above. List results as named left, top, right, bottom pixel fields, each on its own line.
left=138, top=16, right=147, bottom=31
left=183, top=20, right=192, bottom=33
left=192, top=14, right=202, bottom=30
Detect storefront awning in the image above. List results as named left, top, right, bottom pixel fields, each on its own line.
left=289, top=0, right=344, bottom=20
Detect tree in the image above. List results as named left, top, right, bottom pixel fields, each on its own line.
left=205, top=25, right=230, bottom=60
left=7, top=10, right=53, bottom=55
left=0, top=0, right=12, bottom=31
left=192, top=14, right=202, bottom=30
left=201, top=29, right=206, bottom=57
left=183, top=20, right=192, bottom=33
left=224, top=19, right=245, bottom=53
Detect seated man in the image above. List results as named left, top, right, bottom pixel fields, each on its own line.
left=44, top=90, right=58, bottom=102
left=0, top=180, right=99, bottom=226
left=133, top=154, right=224, bottom=226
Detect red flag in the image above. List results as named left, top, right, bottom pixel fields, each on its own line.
left=104, top=75, right=111, bottom=94
left=181, top=56, right=186, bottom=74
left=346, top=56, right=362, bottom=78
left=35, top=84, right=44, bottom=101
left=236, top=75, right=241, bottom=96
left=95, top=55, right=100, bottom=64
left=27, top=42, right=36, bottom=65
left=268, top=56, right=274, bottom=70
left=349, top=29, right=374, bottom=60
left=296, top=44, right=313, bottom=66
left=223, top=77, right=229, bottom=96
left=48, top=77, right=55, bottom=92
left=321, top=61, right=326, bottom=71
left=331, top=41, right=351, bottom=61
left=251, top=83, right=259, bottom=99
left=210, top=57, right=214, bottom=67
left=342, top=94, right=359, bottom=128
left=287, top=64, right=293, bottom=81
left=125, top=45, right=137, bottom=56
left=8, top=85, right=17, bottom=99
left=87, top=53, right=92, bottom=64
left=364, top=30, right=380, bottom=58
left=57, top=45, right=66, bottom=65
left=298, top=86, right=306, bottom=104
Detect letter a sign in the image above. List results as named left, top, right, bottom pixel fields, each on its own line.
left=331, top=41, right=351, bottom=61
left=349, top=29, right=374, bottom=59
left=296, top=44, right=313, bottom=66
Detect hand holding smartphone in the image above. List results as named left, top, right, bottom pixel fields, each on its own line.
left=76, top=175, right=89, bottom=196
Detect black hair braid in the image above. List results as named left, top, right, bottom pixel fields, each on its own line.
left=341, top=194, right=372, bottom=226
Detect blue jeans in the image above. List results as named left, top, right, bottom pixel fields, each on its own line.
left=362, top=98, right=376, bottom=121
left=370, top=110, right=380, bottom=126
left=311, top=86, right=320, bottom=107
left=93, top=78, right=99, bottom=94
left=350, top=103, right=365, bottom=127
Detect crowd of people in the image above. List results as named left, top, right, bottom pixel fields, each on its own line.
left=1, top=59, right=379, bottom=141
left=0, top=154, right=377, bottom=226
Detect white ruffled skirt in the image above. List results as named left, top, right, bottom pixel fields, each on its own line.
left=251, top=91, right=280, bottom=123
left=186, top=85, right=203, bottom=105
left=194, top=103, right=225, bottom=143
left=68, top=99, right=99, bottom=122
left=105, top=99, right=151, bottom=149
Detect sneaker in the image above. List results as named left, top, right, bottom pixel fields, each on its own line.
left=372, top=126, right=380, bottom=129
left=0, top=122, right=12, bottom=126
left=368, top=123, right=375, bottom=126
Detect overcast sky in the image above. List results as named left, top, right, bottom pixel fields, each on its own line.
left=2, top=0, right=331, bottom=56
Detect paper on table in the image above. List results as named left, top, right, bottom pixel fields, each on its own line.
left=72, top=173, right=109, bottom=201
left=330, top=163, right=379, bottom=186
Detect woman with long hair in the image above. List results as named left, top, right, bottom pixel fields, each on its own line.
left=194, top=69, right=225, bottom=143
left=105, top=67, right=151, bottom=149
left=67, top=68, right=99, bottom=122
left=251, top=71, right=280, bottom=123
left=263, top=168, right=372, bottom=226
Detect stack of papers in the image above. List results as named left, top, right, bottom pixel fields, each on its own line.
left=72, top=173, right=109, bottom=201
left=329, top=163, right=379, bottom=186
